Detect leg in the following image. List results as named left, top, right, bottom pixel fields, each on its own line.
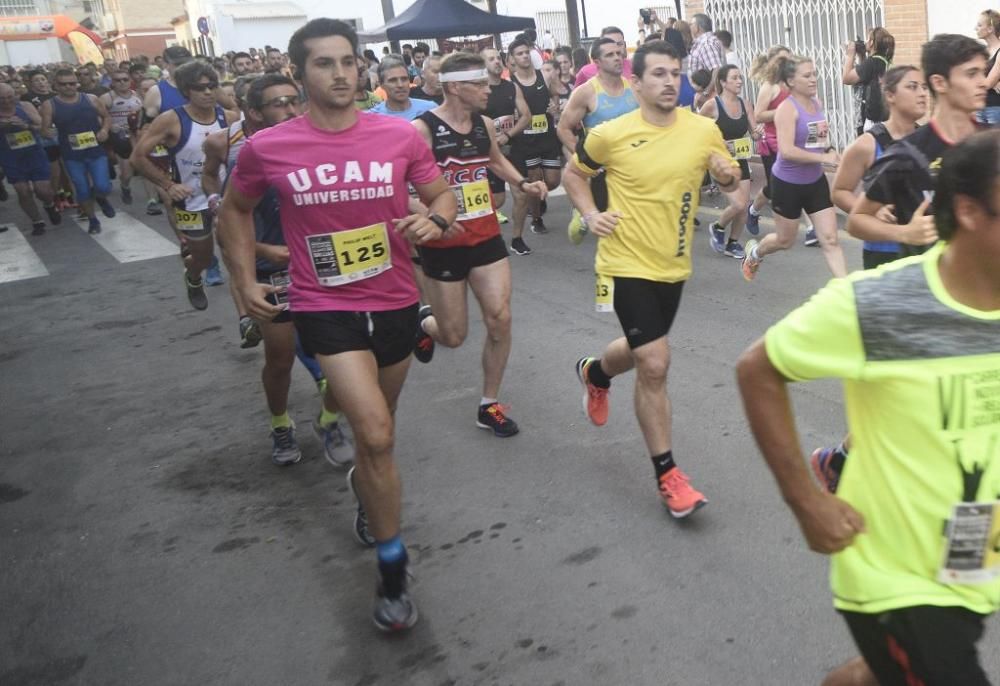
left=13, top=182, right=41, bottom=223
left=722, top=180, right=751, bottom=241
left=511, top=183, right=529, bottom=240
left=631, top=337, right=672, bottom=456
left=63, top=159, right=94, bottom=218
left=542, top=166, right=561, bottom=192
left=259, top=318, right=296, bottom=417
left=809, top=207, right=847, bottom=277
left=184, top=232, right=216, bottom=279
left=32, top=179, right=54, bottom=208
left=821, top=657, right=879, bottom=686
left=420, top=277, right=469, bottom=348
left=467, top=257, right=512, bottom=400
left=525, top=167, right=543, bottom=219
left=755, top=212, right=798, bottom=258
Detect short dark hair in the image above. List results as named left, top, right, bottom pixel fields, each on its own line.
left=524, top=29, right=536, bottom=42
left=24, top=69, right=45, bottom=82
left=231, top=51, right=251, bottom=64
left=508, top=38, right=531, bottom=56
left=266, top=47, right=282, bottom=56
left=922, top=34, right=989, bottom=98
left=53, top=68, right=75, bottom=81
left=163, top=45, right=193, bottom=65
left=600, top=26, right=624, bottom=37
left=632, top=40, right=681, bottom=79
left=934, top=130, right=1000, bottom=240
left=128, top=63, right=145, bottom=74
left=174, top=61, right=218, bottom=96
left=716, top=63, right=740, bottom=90
left=590, top=37, right=617, bottom=60
left=413, top=42, right=429, bottom=56
left=691, top=68, right=712, bottom=90
left=288, top=18, right=359, bottom=75
left=715, top=30, right=733, bottom=48
left=247, top=73, right=296, bottom=110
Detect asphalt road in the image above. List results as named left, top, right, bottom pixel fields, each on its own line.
left=2, top=181, right=996, bottom=686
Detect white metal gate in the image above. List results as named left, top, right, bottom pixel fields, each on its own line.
left=703, top=0, right=884, bottom=149
left=536, top=11, right=570, bottom=48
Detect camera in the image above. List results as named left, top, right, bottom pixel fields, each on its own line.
left=639, top=8, right=652, bottom=25
left=854, top=38, right=867, bottom=59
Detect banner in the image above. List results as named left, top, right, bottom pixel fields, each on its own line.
left=437, top=36, right=495, bottom=53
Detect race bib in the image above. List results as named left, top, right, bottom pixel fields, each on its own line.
left=726, top=136, right=753, bottom=160
left=493, top=114, right=514, bottom=134
left=269, top=270, right=290, bottom=309
left=938, top=501, right=1000, bottom=584
left=307, top=223, right=391, bottom=287
left=68, top=131, right=98, bottom=150
left=595, top=273, right=614, bottom=312
left=526, top=113, right=548, bottom=135
left=805, top=119, right=830, bottom=149
left=451, top=179, right=492, bottom=221
left=6, top=130, right=35, bottom=149
left=174, top=208, right=202, bottom=233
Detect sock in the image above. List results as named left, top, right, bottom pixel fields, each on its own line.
left=480, top=397, right=497, bottom=408
left=376, top=535, right=405, bottom=563
left=316, top=378, right=328, bottom=395
left=377, top=539, right=408, bottom=598
left=750, top=243, right=760, bottom=260
left=319, top=406, right=340, bottom=428
left=749, top=204, right=760, bottom=217
left=271, top=412, right=292, bottom=430
left=651, top=450, right=676, bottom=479
left=586, top=358, right=612, bottom=389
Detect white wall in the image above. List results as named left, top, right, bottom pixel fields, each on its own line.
left=2, top=38, right=60, bottom=67
left=926, top=0, right=987, bottom=40
left=216, top=15, right=307, bottom=52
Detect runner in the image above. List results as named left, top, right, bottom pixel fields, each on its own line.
left=0, top=82, right=61, bottom=235
left=557, top=37, right=638, bottom=245
left=21, top=70, right=70, bottom=209
left=746, top=46, right=794, bottom=237
left=740, top=54, right=844, bottom=281
left=736, top=129, right=1000, bottom=686
left=140, top=46, right=193, bottom=218
left=411, top=51, right=548, bottom=437
left=130, top=61, right=239, bottom=310
left=480, top=46, right=530, bottom=227
left=699, top=64, right=758, bottom=258
left=574, top=26, right=633, bottom=86
left=409, top=55, right=443, bottom=105
left=218, top=18, right=457, bottom=632
left=508, top=37, right=562, bottom=254
left=99, top=69, right=143, bottom=205
left=369, top=56, right=434, bottom=120
left=564, top=40, right=739, bottom=518
left=39, top=68, right=115, bottom=235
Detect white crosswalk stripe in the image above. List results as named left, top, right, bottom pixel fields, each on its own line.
left=0, top=224, right=50, bottom=284
left=74, top=212, right=178, bottom=263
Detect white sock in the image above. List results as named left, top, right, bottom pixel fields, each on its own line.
left=480, top=397, right=497, bottom=407
left=749, top=204, right=760, bottom=217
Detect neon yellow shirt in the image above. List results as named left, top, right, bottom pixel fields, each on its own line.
left=765, top=243, right=1000, bottom=615
left=573, top=107, right=733, bottom=283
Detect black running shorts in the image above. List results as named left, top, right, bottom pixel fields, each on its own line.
left=418, top=235, right=508, bottom=282
left=487, top=169, right=506, bottom=195
left=839, top=606, right=990, bottom=686
left=770, top=174, right=833, bottom=219
left=293, top=304, right=419, bottom=368
left=611, top=277, right=685, bottom=349
left=760, top=152, right=776, bottom=199
left=509, top=135, right=562, bottom=175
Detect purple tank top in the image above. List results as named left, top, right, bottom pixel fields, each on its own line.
left=772, top=96, right=829, bottom=184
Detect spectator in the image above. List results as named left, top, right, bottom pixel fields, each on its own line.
left=230, top=51, right=253, bottom=77
left=842, top=27, right=895, bottom=134
left=716, top=29, right=741, bottom=69
left=540, top=29, right=556, bottom=52
left=975, top=9, right=1000, bottom=125
left=409, top=42, right=429, bottom=83
left=574, top=26, right=632, bottom=86
left=688, top=13, right=725, bottom=77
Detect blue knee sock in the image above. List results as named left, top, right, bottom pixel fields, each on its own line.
left=376, top=535, right=405, bottom=564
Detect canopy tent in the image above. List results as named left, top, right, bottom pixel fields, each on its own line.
left=358, top=0, right=535, bottom=43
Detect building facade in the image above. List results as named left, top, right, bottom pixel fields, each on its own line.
left=103, top=0, right=183, bottom=61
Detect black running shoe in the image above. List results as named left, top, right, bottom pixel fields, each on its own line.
left=121, top=186, right=133, bottom=205
left=476, top=402, right=520, bottom=437
left=87, top=216, right=101, bottom=235
left=530, top=217, right=549, bottom=234
left=44, top=204, right=61, bottom=226
left=239, top=316, right=262, bottom=348
left=31, top=221, right=45, bottom=236
left=185, top=272, right=208, bottom=310
left=96, top=197, right=116, bottom=218
left=510, top=237, right=531, bottom=255
left=146, top=200, right=163, bottom=216
left=414, top=305, right=434, bottom=363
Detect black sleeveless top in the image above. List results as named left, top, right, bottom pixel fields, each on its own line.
left=987, top=48, right=1000, bottom=107
left=514, top=70, right=554, bottom=130
left=483, top=78, right=517, bottom=135
left=714, top=95, right=749, bottom=140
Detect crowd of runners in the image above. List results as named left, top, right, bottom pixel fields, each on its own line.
left=2, top=8, right=999, bottom=684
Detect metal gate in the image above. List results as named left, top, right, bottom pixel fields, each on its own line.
left=703, top=0, right=884, bottom=149
left=536, top=11, right=570, bottom=48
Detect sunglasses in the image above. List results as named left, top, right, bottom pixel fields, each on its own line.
left=189, top=82, right=218, bottom=92
left=265, top=94, right=300, bottom=108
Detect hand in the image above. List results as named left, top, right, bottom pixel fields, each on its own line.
left=874, top=203, right=897, bottom=224
left=206, top=194, right=221, bottom=214
left=899, top=197, right=937, bottom=246
left=844, top=41, right=856, bottom=56
left=393, top=213, right=446, bottom=244
left=166, top=183, right=193, bottom=203
left=822, top=149, right=841, bottom=167
left=521, top=180, right=548, bottom=200
left=586, top=210, right=623, bottom=237
left=497, top=131, right=509, bottom=146
left=238, top=282, right=284, bottom=321
left=547, top=101, right=559, bottom=116
left=259, top=244, right=290, bottom=266
left=708, top=152, right=738, bottom=187
left=97, top=130, right=108, bottom=143
left=791, top=491, right=866, bottom=554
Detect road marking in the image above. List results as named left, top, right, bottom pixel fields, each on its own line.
left=0, top=225, right=49, bottom=284
left=75, top=212, right=178, bottom=263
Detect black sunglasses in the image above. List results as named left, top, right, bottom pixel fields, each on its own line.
left=189, top=82, right=218, bottom=92
left=265, top=94, right=300, bottom=108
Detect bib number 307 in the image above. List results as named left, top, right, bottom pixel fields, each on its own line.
left=308, top=223, right=391, bottom=287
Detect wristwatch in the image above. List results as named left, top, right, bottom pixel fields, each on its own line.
left=428, top=213, right=449, bottom=231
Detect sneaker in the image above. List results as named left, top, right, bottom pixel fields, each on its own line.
left=413, top=305, right=434, bottom=364
left=724, top=239, right=745, bottom=259
left=313, top=417, right=353, bottom=469
left=810, top=447, right=842, bottom=494
left=204, top=256, right=225, bottom=286
left=373, top=581, right=418, bottom=633
left=121, top=186, right=133, bottom=205
left=96, top=197, right=116, bottom=218
left=476, top=402, right=520, bottom=437
left=239, top=316, right=262, bottom=349
left=88, top=216, right=101, bottom=235
left=184, top=272, right=208, bottom=310
left=44, top=204, right=62, bottom=226
left=270, top=425, right=302, bottom=466
left=496, top=209, right=509, bottom=224
left=530, top=217, right=549, bottom=234
left=575, top=356, right=609, bottom=426
left=567, top=210, right=588, bottom=245
left=741, top=239, right=761, bottom=282
left=746, top=203, right=760, bottom=236
left=31, top=221, right=45, bottom=236
left=510, top=237, right=531, bottom=255
left=146, top=199, right=163, bottom=216
left=709, top=222, right=726, bottom=254
left=804, top=226, right=819, bottom=247
left=658, top=468, right=708, bottom=518
left=346, top=466, right=376, bottom=547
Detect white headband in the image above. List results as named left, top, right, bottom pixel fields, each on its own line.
left=439, top=68, right=489, bottom=82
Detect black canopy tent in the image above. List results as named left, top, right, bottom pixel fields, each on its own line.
left=358, top=0, right=535, bottom=43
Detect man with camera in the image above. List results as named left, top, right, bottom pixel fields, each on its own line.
left=842, top=28, right=895, bottom=135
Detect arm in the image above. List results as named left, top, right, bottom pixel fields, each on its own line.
left=508, top=85, right=531, bottom=139
left=200, top=129, right=227, bottom=202
left=19, top=101, right=41, bottom=129
left=848, top=193, right=936, bottom=245
left=218, top=183, right=280, bottom=321
left=697, top=97, right=718, bottom=119
left=774, top=101, right=831, bottom=165
left=830, top=135, right=875, bottom=214
left=841, top=43, right=860, bottom=85
left=754, top=83, right=778, bottom=123
left=745, top=96, right=759, bottom=136
left=556, top=85, right=591, bottom=150
left=484, top=115, right=546, bottom=198
left=39, top=100, right=54, bottom=138
left=90, top=95, right=111, bottom=142
left=129, top=111, right=190, bottom=203
left=142, top=83, right=162, bottom=122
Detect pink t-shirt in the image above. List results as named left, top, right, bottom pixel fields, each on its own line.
left=574, top=58, right=633, bottom=88
left=230, top=113, right=440, bottom=312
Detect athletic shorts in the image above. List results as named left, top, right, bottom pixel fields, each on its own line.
left=736, top=159, right=751, bottom=182
left=840, top=606, right=990, bottom=686
left=487, top=169, right=505, bottom=195
left=256, top=271, right=291, bottom=324
left=418, top=234, right=508, bottom=282
left=611, top=277, right=685, bottom=349
left=510, top=136, right=562, bottom=175
left=175, top=209, right=213, bottom=240
left=770, top=174, right=832, bottom=220
left=862, top=249, right=900, bottom=270
left=109, top=131, right=133, bottom=159
left=293, top=303, right=419, bottom=368
left=760, top=153, right=777, bottom=199
left=1, top=147, right=51, bottom=184
left=44, top=143, right=60, bottom=163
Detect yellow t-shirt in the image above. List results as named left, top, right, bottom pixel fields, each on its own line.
left=765, top=243, right=1000, bottom=615
left=573, top=107, right=734, bottom=283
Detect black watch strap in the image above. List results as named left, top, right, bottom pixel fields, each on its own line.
left=428, top=213, right=449, bottom=230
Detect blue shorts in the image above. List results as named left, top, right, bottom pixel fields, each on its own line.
left=0, top=146, right=51, bottom=184
left=64, top=154, right=111, bottom=202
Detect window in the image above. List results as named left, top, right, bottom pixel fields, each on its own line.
left=0, top=0, right=43, bottom=17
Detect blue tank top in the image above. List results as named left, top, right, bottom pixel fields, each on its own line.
left=582, top=77, right=638, bottom=131
left=51, top=95, right=104, bottom=160
left=0, top=103, right=42, bottom=158
left=772, top=96, right=828, bottom=184
left=864, top=123, right=900, bottom=254
left=159, top=79, right=187, bottom=112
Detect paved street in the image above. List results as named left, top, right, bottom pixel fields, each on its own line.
left=1, top=183, right=997, bottom=686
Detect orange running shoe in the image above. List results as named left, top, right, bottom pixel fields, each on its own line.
left=658, top=468, right=707, bottom=518
left=575, top=357, right=609, bottom=426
